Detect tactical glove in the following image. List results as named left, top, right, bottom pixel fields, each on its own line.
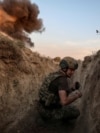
left=75, top=81, right=81, bottom=90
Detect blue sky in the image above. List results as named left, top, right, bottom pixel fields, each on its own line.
left=30, top=0, right=100, bottom=60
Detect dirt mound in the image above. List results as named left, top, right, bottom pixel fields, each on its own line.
left=0, top=33, right=57, bottom=133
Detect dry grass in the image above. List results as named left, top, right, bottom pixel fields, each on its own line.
left=0, top=33, right=24, bottom=65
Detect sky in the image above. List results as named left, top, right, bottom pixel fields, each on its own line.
left=30, top=0, right=100, bottom=60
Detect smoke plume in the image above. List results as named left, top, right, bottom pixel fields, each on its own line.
left=0, top=0, right=44, bottom=46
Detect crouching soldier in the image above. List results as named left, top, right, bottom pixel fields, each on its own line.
left=38, top=56, right=82, bottom=122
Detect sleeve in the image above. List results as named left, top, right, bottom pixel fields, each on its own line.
left=58, top=77, right=69, bottom=91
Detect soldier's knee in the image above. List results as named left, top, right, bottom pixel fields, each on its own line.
left=75, top=109, right=80, bottom=118
left=69, top=106, right=80, bottom=119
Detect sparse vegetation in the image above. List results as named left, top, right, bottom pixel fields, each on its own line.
left=53, top=57, right=61, bottom=63
left=82, top=55, right=92, bottom=68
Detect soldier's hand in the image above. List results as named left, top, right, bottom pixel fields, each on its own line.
left=75, top=91, right=82, bottom=98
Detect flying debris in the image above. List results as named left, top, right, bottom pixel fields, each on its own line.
left=96, top=30, right=100, bottom=34
left=96, top=30, right=99, bottom=33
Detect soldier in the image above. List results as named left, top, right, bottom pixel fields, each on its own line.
left=38, top=57, right=82, bottom=122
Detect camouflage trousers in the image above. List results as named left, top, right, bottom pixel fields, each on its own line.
left=37, top=103, right=80, bottom=121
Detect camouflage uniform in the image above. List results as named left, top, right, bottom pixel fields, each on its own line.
left=38, top=103, right=80, bottom=121
left=38, top=71, right=80, bottom=121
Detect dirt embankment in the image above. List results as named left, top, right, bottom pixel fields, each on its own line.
left=0, top=34, right=100, bottom=133
left=0, top=34, right=57, bottom=133
left=74, top=53, right=100, bottom=133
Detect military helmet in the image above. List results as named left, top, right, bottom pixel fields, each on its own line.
left=59, top=57, right=78, bottom=70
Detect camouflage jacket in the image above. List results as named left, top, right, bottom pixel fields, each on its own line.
left=38, top=71, right=66, bottom=108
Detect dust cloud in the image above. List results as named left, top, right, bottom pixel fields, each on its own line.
left=0, top=0, right=44, bottom=46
